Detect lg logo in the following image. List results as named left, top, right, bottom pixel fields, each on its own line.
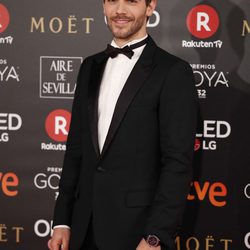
left=0, top=113, right=22, bottom=131
left=45, top=109, right=71, bottom=142
left=195, top=120, right=231, bottom=151
left=0, top=4, right=10, bottom=33
left=186, top=5, right=219, bottom=39
left=0, top=113, right=22, bottom=142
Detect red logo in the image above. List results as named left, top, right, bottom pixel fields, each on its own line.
left=45, top=109, right=71, bottom=142
left=186, top=5, right=219, bottom=39
left=0, top=172, right=19, bottom=196
left=194, top=138, right=201, bottom=151
left=188, top=181, right=227, bottom=207
left=0, top=4, right=10, bottom=33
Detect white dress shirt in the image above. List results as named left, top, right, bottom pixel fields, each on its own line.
left=54, top=35, right=148, bottom=230
left=98, top=35, right=147, bottom=152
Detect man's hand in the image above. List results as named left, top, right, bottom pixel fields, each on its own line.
left=136, top=238, right=161, bottom=250
left=48, top=228, right=70, bottom=250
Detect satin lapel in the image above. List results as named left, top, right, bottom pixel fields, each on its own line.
left=87, top=52, right=108, bottom=158
left=99, top=37, right=157, bottom=161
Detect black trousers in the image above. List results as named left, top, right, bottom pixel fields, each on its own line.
left=80, top=214, right=99, bottom=250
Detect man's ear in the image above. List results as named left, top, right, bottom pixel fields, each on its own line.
left=103, top=0, right=106, bottom=17
left=146, top=0, right=157, bottom=17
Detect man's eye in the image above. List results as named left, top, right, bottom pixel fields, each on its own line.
left=128, top=0, right=138, bottom=3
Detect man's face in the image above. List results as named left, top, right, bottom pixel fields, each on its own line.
left=103, top=0, right=156, bottom=42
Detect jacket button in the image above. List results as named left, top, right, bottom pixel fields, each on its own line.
left=97, top=166, right=106, bottom=172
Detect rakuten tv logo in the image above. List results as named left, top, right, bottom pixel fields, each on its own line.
left=0, top=4, right=10, bottom=33
left=45, top=109, right=71, bottom=142
left=187, top=5, right=219, bottom=39
left=188, top=181, right=227, bottom=207
left=0, top=4, right=13, bottom=44
left=183, top=5, right=222, bottom=48
left=42, top=109, right=71, bottom=151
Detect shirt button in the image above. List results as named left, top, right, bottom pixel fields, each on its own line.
left=97, top=166, right=106, bottom=172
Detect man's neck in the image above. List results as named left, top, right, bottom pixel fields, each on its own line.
left=114, top=31, right=148, bottom=47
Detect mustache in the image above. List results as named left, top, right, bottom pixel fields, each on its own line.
left=110, top=15, right=133, bottom=21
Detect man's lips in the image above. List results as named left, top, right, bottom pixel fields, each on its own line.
left=111, top=18, right=132, bottom=24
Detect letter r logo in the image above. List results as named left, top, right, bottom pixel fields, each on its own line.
left=45, top=109, right=71, bottom=142
left=0, top=4, right=10, bottom=33
left=186, top=5, right=219, bottom=39
left=197, top=12, right=211, bottom=31
left=55, top=116, right=68, bottom=135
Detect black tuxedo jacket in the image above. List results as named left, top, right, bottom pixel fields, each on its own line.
left=53, top=37, right=198, bottom=250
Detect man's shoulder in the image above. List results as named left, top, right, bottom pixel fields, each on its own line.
left=78, top=51, right=106, bottom=74
left=154, top=45, right=190, bottom=70
left=83, top=51, right=106, bottom=64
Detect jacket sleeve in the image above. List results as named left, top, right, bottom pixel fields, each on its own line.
left=52, top=58, right=89, bottom=227
left=144, top=61, right=198, bottom=249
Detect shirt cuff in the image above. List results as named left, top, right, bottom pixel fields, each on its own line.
left=53, top=225, right=71, bottom=230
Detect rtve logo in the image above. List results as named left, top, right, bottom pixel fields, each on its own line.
left=186, top=4, right=219, bottom=39
left=0, top=4, right=10, bottom=33
left=45, top=109, right=71, bottom=142
left=0, top=172, right=19, bottom=197
left=188, top=181, right=227, bottom=207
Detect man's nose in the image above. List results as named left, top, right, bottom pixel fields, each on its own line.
left=115, top=2, right=127, bottom=15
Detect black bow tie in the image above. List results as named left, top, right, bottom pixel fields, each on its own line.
left=105, top=44, right=134, bottom=59
left=105, top=36, right=149, bottom=59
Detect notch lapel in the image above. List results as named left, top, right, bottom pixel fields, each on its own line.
left=87, top=52, right=108, bottom=158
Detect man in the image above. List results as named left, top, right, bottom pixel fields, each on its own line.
left=48, top=0, right=198, bottom=249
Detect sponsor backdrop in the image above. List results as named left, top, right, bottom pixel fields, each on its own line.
left=0, top=0, right=249, bottom=249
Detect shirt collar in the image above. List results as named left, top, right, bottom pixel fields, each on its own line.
left=109, top=35, right=148, bottom=60
left=111, top=34, right=148, bottom=48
